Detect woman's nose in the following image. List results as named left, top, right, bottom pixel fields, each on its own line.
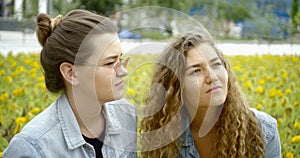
left=114, top=58, right=129, bottom=77
left=116, top=65, right=128, bottom=77
left=205, top=68, right=218, bottom=84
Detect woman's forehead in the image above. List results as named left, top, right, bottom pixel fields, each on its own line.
left=88, top=34, right=121, bottom=61
left=186, top=43, right=218, bottom=62
left=81, top=34, right=121, bottom=63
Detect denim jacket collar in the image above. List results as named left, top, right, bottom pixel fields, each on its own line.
left=103, top=103, right=122, bottom=135
left=182, top=128, right=193, bottom=147
left=57, top=93, right=124, bottom=150
left=181, top=116, right=201, bottom=158
left=181, top=116, right=192, bottom=147
left=57, top=93, right=86, bottom=150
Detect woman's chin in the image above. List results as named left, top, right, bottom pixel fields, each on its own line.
left=111, top=92, right=123, bottom=101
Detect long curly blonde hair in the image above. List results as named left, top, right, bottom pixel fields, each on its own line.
left=140, top=33, right=265, bottom=157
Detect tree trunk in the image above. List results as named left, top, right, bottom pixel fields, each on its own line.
left=1, top=0, right=6, bottom=17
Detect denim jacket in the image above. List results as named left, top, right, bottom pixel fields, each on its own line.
left=180, top=108, right=281, bottom=158
left=3, top=93, right=137, bottom=158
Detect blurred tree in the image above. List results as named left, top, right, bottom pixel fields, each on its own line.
left=290, top=0, right=299, bottom=35
left=128, top=0, right=195, bottom=36
left=218, top=0, right=252, bottom=37
left=131, top=0, right=194, bottom=12
left=22, top=0, right=38, bottom=19
left=124, top=0, right=253, bottom=38
left=295, top=12, right=300, bottom=27
left=194, top=0, right=253, bottom=36
left=218, top=1, right=252, bottom=22
left=53, top=0, right=80, bottom=15
left=252, top=4, right=280, bottom=40
left=80, top=0, right=122, bottom=16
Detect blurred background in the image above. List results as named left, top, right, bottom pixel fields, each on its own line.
left=0, top=1, right=300, bottom=157
left=0, top=0, right=300, bottom=42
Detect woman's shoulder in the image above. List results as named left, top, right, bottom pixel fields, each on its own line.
left=3, top=132, right=45, bottom=157
left=19, top=101, right=59, bottom=138
left=105, top=99, right=136, bottom=120
left=249, top=108, right=281, bottom=157
left=249, top=108, right=277, bottom=129
left=3, top=101, right=59, bottom=157
left=249, top=108, right=281, bottom=148
left=104, top=99, right=137, bottom=129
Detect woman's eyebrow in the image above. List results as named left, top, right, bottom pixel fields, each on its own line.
left=103, top=54, right=121, bottom=60
left=185, top=57, right=220, bottom=71
left=185, top=64, right=202, bottom=71
left=209, top=57, right=220, bottom=63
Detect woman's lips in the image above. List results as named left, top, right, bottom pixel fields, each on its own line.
left=206, top=86, right=222, bottom=93
left=115, top=80, right=124, bottom=87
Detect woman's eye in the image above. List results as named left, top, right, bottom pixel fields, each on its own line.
left=104, top=57, right=123, bottom=67
left=190, top=69, right=201, bottom=75
left=104, top=61, right=116, bottom=66
left=212, top=62, right=222, bottom=68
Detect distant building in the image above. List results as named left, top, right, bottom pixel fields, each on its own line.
left=190, top=0, right=299, bottom=39
left=244, top=0, right=293, bottom=39
left=0, top=0, right=13, bottom=17
left=0, top=0, right=49, bottom=19
left=0, top=0, right=51, bottom=31
left=255, top=0, right=291, bottom=13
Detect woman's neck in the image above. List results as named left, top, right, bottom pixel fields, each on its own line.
left=66, top=89, right=106, bottom=139
left=189, top=104, right=223, bottom=137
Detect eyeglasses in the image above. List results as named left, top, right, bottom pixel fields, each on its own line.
left=78, top=57, right=129, bottom=72
left=112, top=57, right=129, bottom=72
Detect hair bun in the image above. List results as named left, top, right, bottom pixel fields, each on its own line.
left=50, top=14, right=63, bottom=31
left=36, top=14, right=63, bottom=47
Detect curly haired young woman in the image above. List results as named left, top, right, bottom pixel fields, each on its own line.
left=140, top=32, right=281, bottom=158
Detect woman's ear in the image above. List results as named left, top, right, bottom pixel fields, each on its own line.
left=60, top=62, right=79, bottom=86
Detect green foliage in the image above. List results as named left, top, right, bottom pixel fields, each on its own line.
left=126, top=0, right=196, bottom=37
left=217, top=0, right=252, bottom=22
left=295, top=12, right=300, bottom=25
left=53, top=0, right=80, bottom=15
left=192, top=0, right=253, bottom=37
left=252, top=4, right=281, bottom=39
left=290, top=0, right=299, bottom=34
left=135, top=29, right=169, bottom=40
left=80, top=0, right=123, bottom=16
left=134, top=0, right=194, bottom=12
left=22, top=0, right=39, bottom=19
left=194, top=0, right=252, bottom=22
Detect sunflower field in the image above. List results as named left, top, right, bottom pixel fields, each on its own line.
left=0, top=51, right=299, bottom=157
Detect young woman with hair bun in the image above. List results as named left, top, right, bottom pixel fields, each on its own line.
left=3, top=9, right=136, bottom=158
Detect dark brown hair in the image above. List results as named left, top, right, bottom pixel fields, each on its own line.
left=36, top=9, right=118, bottom=92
